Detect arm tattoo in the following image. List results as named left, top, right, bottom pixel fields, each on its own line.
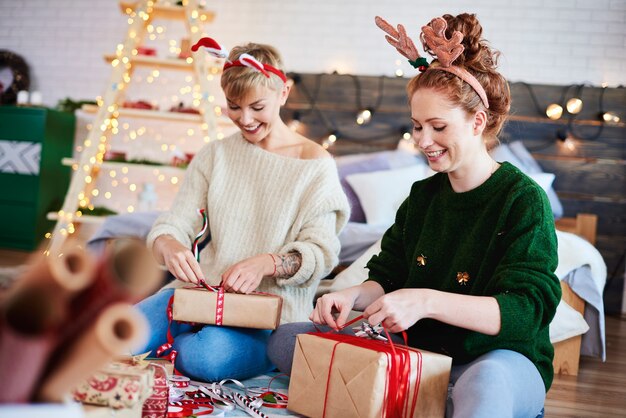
left=274, top=252, right=302, bottom=279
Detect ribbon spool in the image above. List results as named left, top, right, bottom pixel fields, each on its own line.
left=169, top=375, right=190, bottom=388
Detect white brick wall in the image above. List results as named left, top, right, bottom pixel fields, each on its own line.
left=1, top=0, right=624, bottom=107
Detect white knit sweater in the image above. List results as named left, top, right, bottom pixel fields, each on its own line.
left=147, top=132, right=350, bottom=323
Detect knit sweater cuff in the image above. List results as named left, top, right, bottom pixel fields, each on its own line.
left=276, top=241, right=324, bottom=287
left=494, top=292, right=536, bottom=339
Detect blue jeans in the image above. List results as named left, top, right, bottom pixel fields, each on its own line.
left=268, top=322, right=546, bottom=418
left=134, top=288, right=275, bottom=382
left=446, top=349, right=545, bottom=418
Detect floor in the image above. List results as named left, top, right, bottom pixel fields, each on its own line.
left=1, top=247, right=626, bottom=416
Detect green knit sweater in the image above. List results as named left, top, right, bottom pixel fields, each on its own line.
left=366, top=162, right=561, bottom=391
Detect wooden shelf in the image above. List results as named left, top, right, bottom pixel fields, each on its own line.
left=82, top=104, right=199, bottom=123
left=47, top=212, right=107, bottom=225
left=62, top=157, right=187, bottom=175
left=80, top=104, right=234, bottom=128
left=119, top=1, right=215, bottom=22
left=104, top=54, right=194, bottom=71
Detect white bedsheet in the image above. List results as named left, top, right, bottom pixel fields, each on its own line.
left=555, top=230, right=607, bottom=360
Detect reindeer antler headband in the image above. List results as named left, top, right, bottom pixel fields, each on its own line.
left=375, top=16, right=489, bottom=109
left=191, top=37, right=287, bottom=83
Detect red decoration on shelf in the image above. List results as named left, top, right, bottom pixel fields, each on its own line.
left=137, top=46, right=157, bottom=57
left=169, top=102, right=200, bottom=114
left=123, top=100, right=157, bottom=110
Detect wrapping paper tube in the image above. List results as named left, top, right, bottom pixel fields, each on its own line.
left=0, top=288, right=57, bottom=402
left=101, top=237, right=164, bottom=299
left=0, top=243, right=95, bottom=403
left=36, top=302, right=148, bottom=402
left=0, top=242, right=96, bottom=315
left=52, top=238, right=162, bottom=362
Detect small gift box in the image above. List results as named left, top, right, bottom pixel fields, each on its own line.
left=288, top=333, right=452, bottom=418
left=72, top=360, right=155, bottom=409
left=172, top=288, right=282, bottom=330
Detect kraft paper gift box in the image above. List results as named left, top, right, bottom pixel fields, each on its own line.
left=288, top=333, right=452, bottom=418
left=172, top=288, right=282, bottom=330
left=72, top=361, right=155, bottom=409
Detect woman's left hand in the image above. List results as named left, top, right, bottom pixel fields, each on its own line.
left=363, top=288, right=429, bottom=334
left=221, top=254, right=274, bottom=294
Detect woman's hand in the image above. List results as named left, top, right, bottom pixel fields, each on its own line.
left=221, top=254, right=274, bottom=294
left=363, top=288, right=428, bottom=334
left=153, top=235, right=204, bottom=284
left=310, top=288, right=359, bottom=330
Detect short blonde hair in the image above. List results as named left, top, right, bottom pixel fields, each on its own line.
left=220, top=43, right=285, bottom=101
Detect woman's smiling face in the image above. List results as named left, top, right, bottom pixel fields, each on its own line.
left=225, top=84, right=285, bottom=145
left=410, top=87, right=482, bottom=175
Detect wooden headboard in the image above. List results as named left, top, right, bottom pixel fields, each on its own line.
left=555, top=213, right=597, bottom=246
left=553, top=213, right=596, bottom=376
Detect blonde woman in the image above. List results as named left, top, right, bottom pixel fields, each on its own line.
left=136, top=39, right=350, bottom=382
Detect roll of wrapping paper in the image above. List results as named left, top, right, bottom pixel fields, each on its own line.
left=36, top=302, right=148, bottom=402
left=19, top=242, right=96, bottom=291
left=0, top=241, right=96, bottom=310
left=50, top=238, right=162, bottom=362
left=0, top=243, right=96, bottom=403
left=0, top=288, right=57, bottom=402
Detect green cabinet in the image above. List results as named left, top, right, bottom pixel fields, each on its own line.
left=0, top=106, right=75, bottom=250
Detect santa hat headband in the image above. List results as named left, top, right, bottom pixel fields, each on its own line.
left=191, top=37, right=287, bottom=84
left=375, top=16, right=489, bottom=109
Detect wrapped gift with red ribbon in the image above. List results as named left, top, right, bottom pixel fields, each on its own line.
left=72, top=359, right=167, bottom=412
left=287, top=332, right=452, bottom=418
left=172, top=287, right=282, bottom=330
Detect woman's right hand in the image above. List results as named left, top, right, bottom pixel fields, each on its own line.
left=153, top=235, right=204, bottom=284
left=310, top=288, right=358, bottom=330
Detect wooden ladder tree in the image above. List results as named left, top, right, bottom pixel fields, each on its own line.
left=47, top=0, right=219, bottom=254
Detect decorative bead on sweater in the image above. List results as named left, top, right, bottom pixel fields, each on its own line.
left=367, top=162, right=561, bottom=391
left=147, top=132, right=350, bottom=323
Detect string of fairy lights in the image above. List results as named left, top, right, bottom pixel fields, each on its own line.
left=518, top=82, right=623, bottom=152
left=287, top=75, right=623, bottom=151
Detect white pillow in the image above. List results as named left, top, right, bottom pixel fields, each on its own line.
left=345, top=164, right=428, bottom=226
left=527, top=172, right=555, bottom=194
left=334, top=149, right=419, bottom=169
left=317, top=239, right=381, bottom=297
left=549, top=299, right=589, bottom=343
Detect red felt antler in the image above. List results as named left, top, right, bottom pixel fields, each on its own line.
left=375, top=16, right=420, bottom=62
left=421, top=17, right=464, bottom=68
